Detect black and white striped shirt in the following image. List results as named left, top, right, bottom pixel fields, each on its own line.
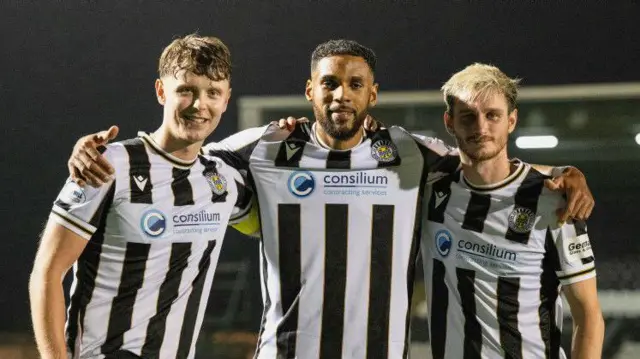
left=50, top=132, right=252, bottom=359
left=206, top=123, right=459, bottom=359
left=421, top=160, right=596, bottom=359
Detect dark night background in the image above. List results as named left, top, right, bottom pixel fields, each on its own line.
left=1, top=1, right=639, bottom=333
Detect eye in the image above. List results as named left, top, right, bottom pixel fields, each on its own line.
left=208, top=89, right=221, bottom=98
left=351, top=82, right=364, bottom=89
left=321, top=80, right=338, bottom=90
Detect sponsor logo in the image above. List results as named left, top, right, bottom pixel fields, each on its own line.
left=288, top=171, right=315, bottom=198
left=133, top=175, right=148, bottom=191
left=435, top=229, right=453, bottom=257
left=371, top=140, right=398, bottom=162
left=457, top=239, right=518, bottom=262
left=508, top=207, right=536, bottom=233
left=568, top=240, right=592, bottom=256
left=140, top=209, right=167, bottom=237
left=285, top=142, right=301, bottom=160
left=206, top=173, right=227, bottom=195
left=60, top=180, right=86, bottom=204
left=434, top=191, right=448, bottom=208
left=286, top=170, right=391, bottom=198
left=321, top=171, right=390, bottom=197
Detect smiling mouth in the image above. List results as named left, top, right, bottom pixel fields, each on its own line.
left=182, top=116, right=209, bottom=124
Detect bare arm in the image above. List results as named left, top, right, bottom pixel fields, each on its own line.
left=29, top=219, right=88, bottom=359
left=563, top=277, right=605, bottom=359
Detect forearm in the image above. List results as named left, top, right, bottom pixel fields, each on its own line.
left=571, top=314, right=605, bottom=359
left=29, top=271, right=69, bottom=359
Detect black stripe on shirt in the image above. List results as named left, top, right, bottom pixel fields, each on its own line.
left=427, top=175, right=455, bottom=224
left=540, top=229, right=562, bottom=359
left=497, top=276, right=523, bottom=359
left=66, top=183, right=115, bottom=357
left=367, top=205, right=395, bottom=359
left=171, top=168, right=195, bottom=206
left=505, top=169, right=546, bottom=244
left=140, top=242, right=192, bottom=358
left=319, top=204, right=348, bottom=358
left=101, top=242, right=152, bottom=354
left=124, top=139, right=153, bottom=204
left=462, top=192, right=491, bottom=233
left=176, top=240, right=218, bottom=358
left=457, top=267, right=482, bottom=359
left=326, top=150, right=351, bottom=169
left=574, top=220, right=588, bottom=236
left=430, top=259, right=448, bottom=359
left=276, top=204, right=302, bottom=358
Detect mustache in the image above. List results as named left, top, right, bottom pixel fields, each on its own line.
left=327, top=105, right=355, bottom=113
left=465, top=135, right=494, bottom=142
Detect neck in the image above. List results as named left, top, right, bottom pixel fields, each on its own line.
left=314, top=122, right=364, bottom=150
left=151, top=126, right=203, bottom=161
left=459, top=149, right=512, bottom=186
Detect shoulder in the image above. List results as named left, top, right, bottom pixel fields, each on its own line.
left=205, top=125, right=270, bottom=152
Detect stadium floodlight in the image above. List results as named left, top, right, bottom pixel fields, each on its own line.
left=515, top=135, right=558, bottom=149
left=636, top=133, right=640, bottom=145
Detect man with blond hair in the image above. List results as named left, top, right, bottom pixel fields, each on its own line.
left=421, top=63, right=604, bottom=359
left=29, top=34, right=255, bottom=359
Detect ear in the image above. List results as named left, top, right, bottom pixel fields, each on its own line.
left=444, top=111, right=455, bottom=136
left=305, top=79, right=313, bottom=101
left=508, top=108, right=518, bottom=134
left=221, top=87, right=232, bottom=113
left=155, top=79, right=165, bottom=105
left=369, top=83, right=379, bottom=107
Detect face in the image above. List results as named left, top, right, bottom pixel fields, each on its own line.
left=155, top=70, right=231, bottom=145
left=305, top=55, right=378, bottom=140
left=444, top=91, right=517, bottom=161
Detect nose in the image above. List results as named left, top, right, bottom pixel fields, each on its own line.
left=333, top=85, right=349, bottom=102
left=191, top=93, right=206, bottom=110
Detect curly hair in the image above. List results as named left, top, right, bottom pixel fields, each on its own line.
left=158, top=34, right=232, bottom=82
left=310, top=39, right=376, bottom=74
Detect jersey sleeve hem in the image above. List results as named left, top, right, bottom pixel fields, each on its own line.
left=49, top=208, right=95, bottom=240
left=557, top=266, right=596, bottom=285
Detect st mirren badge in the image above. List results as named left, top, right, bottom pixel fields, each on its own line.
left=508, top=207, right=536, bottom=233
left=206, top=172, right=228, bottom=195
left=371, top=140, right=398, bottom=162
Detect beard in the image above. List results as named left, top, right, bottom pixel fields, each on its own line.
left=455, top=133, right=508, bottom=161
left=312, top=103, right=367, bottom=141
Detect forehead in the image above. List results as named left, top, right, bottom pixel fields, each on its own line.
left=162, top=70, right=230, bottom=89
left=453, top=90, right=509, bottom=112
left=313, top=55, right=373, bottom=79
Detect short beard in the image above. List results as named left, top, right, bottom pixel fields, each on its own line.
left=313, top=104, right=367, bottom=141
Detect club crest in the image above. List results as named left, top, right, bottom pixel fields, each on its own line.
left=371, top=140, right=398, bottom=162
left=508, top=207, right=536, bottom=233
left=206, top=173, right=227, bottom=195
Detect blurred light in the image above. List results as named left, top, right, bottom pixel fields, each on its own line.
left=636, top=133, right=640, bottom=145
left=515, top=135, right=558, bottom=149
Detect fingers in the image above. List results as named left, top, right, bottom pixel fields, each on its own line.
left=544, top=178, right=561, bottom=191
left=363, top=115, right=377, bottom=131
left=71, top=156, right=104, bottom=187
left=95, top=126, right=119, bottom=144
left=277, top=117, right=309, bottom=131
left=575, top=196, right=594, bottom=221
left=560, top=190, right=578, bottom=223
left=68, top=161, right=86, bottom=187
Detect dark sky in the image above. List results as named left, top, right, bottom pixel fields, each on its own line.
left=1, top=1, right=639, bottom=330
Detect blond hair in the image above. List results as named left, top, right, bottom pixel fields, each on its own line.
left=441, top=63, right=520, bottom=115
